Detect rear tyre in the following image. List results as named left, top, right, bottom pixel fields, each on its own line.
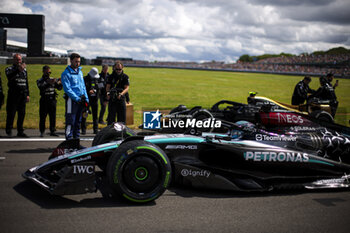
left=310, top=110, right=334, bottom=123
left=107, top=140, right=171, bottom=203
left=169, top=104, right=188, bottom=114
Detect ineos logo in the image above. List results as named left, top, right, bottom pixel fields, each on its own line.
left=0, top=17, right=10, bottom=25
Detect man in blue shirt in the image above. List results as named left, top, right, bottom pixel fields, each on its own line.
left=61, top=53, right=89, bottom=140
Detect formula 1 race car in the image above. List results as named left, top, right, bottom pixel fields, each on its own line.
left=159, top=95, right=348, bottom=135
left=23, top=122, right=350, bottom=203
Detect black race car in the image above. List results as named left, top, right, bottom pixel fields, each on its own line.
left=23, top=122, right=350, bottom=203
left=158, top=95, right=348, bottom=136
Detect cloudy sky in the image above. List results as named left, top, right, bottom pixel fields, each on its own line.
left=2, top=0, right=350, bottom=62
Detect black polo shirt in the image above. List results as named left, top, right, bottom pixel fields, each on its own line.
left=106, top=71, right=129, bottom=90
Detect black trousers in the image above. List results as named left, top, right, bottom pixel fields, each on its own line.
left=81, top=97, right=98, bottom=132
left=330, top=102, right=339, bottom=118
left=98, top=95, right=107, bottom=122
left=39, top=96, right=57, bottom=133
left=6, top=91, right=26, bottom=134
left=107, top=99, right=126, bottom=125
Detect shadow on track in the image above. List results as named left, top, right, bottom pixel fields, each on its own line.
left=14, top=176, right=349, bottom=208
left=13, top=176, right=156, bottom=209
left=168, top=185, right=350, bottom=205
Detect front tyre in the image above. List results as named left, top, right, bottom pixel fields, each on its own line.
left=107, top=140, right=171, bottom=203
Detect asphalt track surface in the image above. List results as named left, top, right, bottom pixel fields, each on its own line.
left=1, top=129, right=350, bottom=233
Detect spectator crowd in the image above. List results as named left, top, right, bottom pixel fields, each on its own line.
left=116, top=53, right=350, bottom=78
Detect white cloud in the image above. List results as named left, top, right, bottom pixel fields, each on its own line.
left=1, top=0, right=33, bottom=13
left=55, top=21, right=74, bottom=35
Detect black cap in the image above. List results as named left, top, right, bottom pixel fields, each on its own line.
left=326, top=73, right=333, bottom=78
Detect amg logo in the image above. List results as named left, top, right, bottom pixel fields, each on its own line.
left=165, top=145, right=198, bottom=150
left=73, top=165, right=94, bottom=174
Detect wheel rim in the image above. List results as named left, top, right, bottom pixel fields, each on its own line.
left=134, top=167, right=149, bottom=181
left=122, top=154, right=161, bottom=193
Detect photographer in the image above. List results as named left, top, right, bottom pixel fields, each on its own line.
left=5, top=54, right=30, bottom=137
left=326, top=73, right=339, bottom=89
left=37, top=66, right=62, bottom=137
left=106, top=61, right=129, bottom=125
left=61, top=53, right=89, bottom=140
left=81, top=67, right=100, bottom=134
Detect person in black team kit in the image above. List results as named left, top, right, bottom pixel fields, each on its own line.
left=291, top=76, right=315, bottom=105
left=81, top=67, right=100, bottom=134
left=106, top=61, right=130, bottom=125
left=37, top=66, right=62, bottom=137
left=98, top=64, right=109, bottom=124
left=5, top=54, right=30, bottom=137
left=310, top=76, right=338, bottom=117
left=326, top=73, right=339, bottom=90
left=0, top=72, right=4, bottom=111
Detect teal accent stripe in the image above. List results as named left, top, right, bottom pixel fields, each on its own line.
left=308, top=159, right=335, bottom=166
left=147, top=137, right=205, bottom=144
left=68, top=144, right=118, bottom=159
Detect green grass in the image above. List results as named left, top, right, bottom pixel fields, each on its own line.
left=1, top=64, right=349, bottom=129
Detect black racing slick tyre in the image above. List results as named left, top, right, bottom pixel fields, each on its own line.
left=92, top=123, right=136, bottom=146
left=107, top=140, right=171, bottom=203
left=310, top=110, right=334, bottom=123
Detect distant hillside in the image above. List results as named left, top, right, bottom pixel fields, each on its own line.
left=312, top=47, right=350, bottom=56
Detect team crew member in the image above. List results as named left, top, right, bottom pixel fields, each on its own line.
left=247, top=91, right=257, bottom=105
left=291, top=76, right=315, bottom=105
left=37, top=66, right=62, bottom=137
left=106, top=61, right=129, bottom=125
left=0, top=72, right=4, bottom=110
left=310, top=76, right=338, bottom=117
left=81, top=67, right=100, bottom=134
left=98, top=64, right=109, bottom=124
left=61, top=53, right=89, bottom=140
left=5, top=54, right=30, bottom=137
left=326, top=73, right=339, bottom=89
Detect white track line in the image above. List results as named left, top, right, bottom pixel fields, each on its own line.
left=0, top=138, right=94, bottom=142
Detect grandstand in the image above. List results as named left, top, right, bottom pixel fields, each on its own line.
left=120, top=49, right=350, bottom=78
